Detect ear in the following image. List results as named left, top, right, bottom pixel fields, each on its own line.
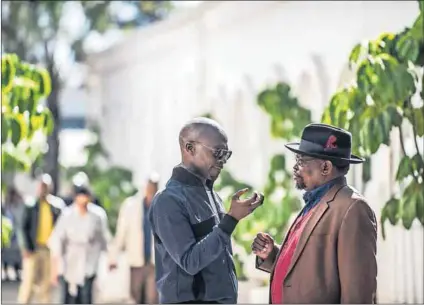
left=321, top=160, right=332, bottom=176
left=186, top=142, right=195, bottom=155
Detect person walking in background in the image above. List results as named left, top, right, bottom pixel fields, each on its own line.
left=108, top=173, right=160, bottom=304
left=252, top=123, right=377, bottom=304
left=63, top=172, right=103, bottom=208
left=17, top=174, right=66, bottom=304
left=149, top=118, right=264, bottom=304
left=62, top=171, right=112, bottom=244
left=2, top=187, right=25, bottom=281
left=49, top=186, right=109, bottom=304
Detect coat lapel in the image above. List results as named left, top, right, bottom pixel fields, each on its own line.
left=284, top=200, right=329, bottom=281
left=284, top=178, right=347, bottom=281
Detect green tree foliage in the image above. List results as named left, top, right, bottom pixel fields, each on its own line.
left=322, top=1, right=424, bottom=238
left=257, top=83, right=312, bottom=139
left=1, top=1, right=172, bottom=193
left=1, top=216, right=13, bottom=249
left=1, top=53, right=54, bottom=189
left=63, top=125, right=137, bottom=233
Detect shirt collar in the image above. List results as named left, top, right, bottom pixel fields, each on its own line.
left=303, top=176, right=342, bottom=206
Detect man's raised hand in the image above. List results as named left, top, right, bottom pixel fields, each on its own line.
left=228, top=188, right=264, bottom=221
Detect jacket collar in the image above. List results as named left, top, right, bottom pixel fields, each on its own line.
left=171, top=165, right=214, bottom=188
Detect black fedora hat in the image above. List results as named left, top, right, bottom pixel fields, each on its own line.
left=285, top=123, right=364, bottom=165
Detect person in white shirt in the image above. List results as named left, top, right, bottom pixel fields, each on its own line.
left=49, top=186, right=110, bottom=304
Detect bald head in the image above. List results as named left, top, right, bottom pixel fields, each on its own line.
left=178, top=117, right=230, bottom=181
left=178, top=117, right=227, bottom=149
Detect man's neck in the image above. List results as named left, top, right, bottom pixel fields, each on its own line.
left=180, top=163, right=207, bottom=183
left=76, top=204, right=88, bottom=215
left=311, top=174, right=344, bottom=191
left=144, top=196, right=152, bottom=206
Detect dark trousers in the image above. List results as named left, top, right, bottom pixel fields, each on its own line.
left=60, top=275, right=96, bottom=304
left=130, top=264, right=158, bottom=303
left=2, top=262, right=21, bottom=280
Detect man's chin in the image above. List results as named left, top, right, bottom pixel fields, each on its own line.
left=295, top=182, right=306, bottom=190
left=209, top=168, right=222, bottom=181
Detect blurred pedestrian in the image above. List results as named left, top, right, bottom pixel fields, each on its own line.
left=252, top=123, right=377, bottom=304
left=149, top=118, right=264, bottom=304
left=63, top=172, right=103, bottom=208
left=17, top=174, right=66, bottom=304
left=2, top=187, right=25, bottom=281
left=108, top=173, right=160, bottom=304
left=49, top=186, right=109, bottom=304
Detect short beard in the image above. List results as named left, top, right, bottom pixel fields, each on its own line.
left=295, top=179, right=306, bottom=190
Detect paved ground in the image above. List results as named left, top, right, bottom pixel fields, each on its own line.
left=1, top=281, right=60, bottom=304
left=2, top=281, right=22, bottom=304
left=1, top=281, right=263, bottom=304
left=1, top=254, right=267, bottom=303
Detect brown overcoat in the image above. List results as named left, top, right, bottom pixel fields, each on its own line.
left=256, top=177, right=378, bottom=304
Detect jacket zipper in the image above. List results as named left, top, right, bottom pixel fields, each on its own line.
left=203, top=184, right=237, bottom=293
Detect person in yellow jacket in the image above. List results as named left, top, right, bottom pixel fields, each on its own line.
left=17, top=174, right=65, bottom=304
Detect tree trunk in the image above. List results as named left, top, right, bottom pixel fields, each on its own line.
left=44, top=74, right=61, bottom=195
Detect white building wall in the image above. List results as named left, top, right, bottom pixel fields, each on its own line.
left=86, top=1, right=423, bottom=302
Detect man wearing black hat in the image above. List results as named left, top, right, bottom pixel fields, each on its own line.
left=251, top=123, right=378, bottom=304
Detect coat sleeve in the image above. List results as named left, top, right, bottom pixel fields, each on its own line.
left=338, top=199, right=378, bottom=304
left=48, top=212, right=67, bottom=257
left=108, top=200, right=128, bottom=262
left=17, top=205, right=31, bottom=252
left=255, top=244, right=280, bottom=273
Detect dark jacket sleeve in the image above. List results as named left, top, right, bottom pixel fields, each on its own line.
left=338, top=199, right=378, bottom=304
left=255, top=244, right=280, bottom=273
left=17, top=205, right=31, bottom=252
left=150, top=191, right=238, bottom=276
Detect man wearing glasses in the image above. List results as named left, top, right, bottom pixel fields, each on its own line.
left=149, top=117, right=264, bottom=304
left=251, top=123, right=377, bottom=304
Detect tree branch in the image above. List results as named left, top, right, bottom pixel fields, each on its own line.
left=1, top=23, right=28, bottom=58
left=43, top=40, right=55, bottom=69
left=399, top=124, right=408, bottom=156
left=1, top=22, right=16, bottom=38
left=399, top=124, right=420, bottom=183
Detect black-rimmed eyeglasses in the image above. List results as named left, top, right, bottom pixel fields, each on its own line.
left=295, top=155, right=317, bottom=167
